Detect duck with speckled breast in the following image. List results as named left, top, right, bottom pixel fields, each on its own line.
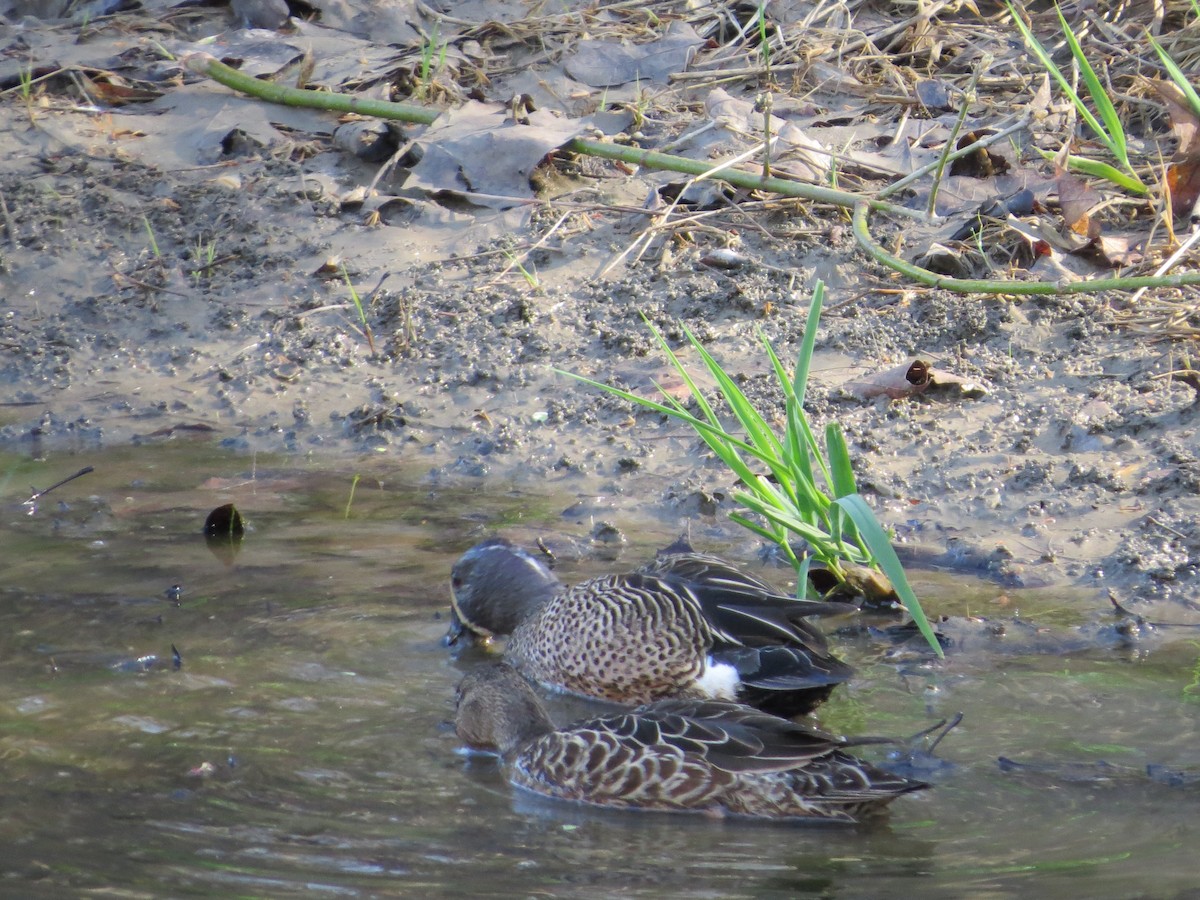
left=447, top=537, right=855, bottom=717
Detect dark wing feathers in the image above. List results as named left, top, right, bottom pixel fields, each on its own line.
left=608, top=699, right=847, bottom=774
left=639, top=552, right=845, bottom=651
left=635, top=550, right=855, bottom=716
left=641, top=552, right=780, bottom=597
left=706, top=601, right=830, bottom=650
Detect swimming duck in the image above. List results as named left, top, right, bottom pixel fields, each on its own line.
left=447, top=537, right=853, bottom=715
left=454, top=663, right=927, bottom=822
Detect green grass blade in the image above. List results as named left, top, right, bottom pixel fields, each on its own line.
left=1064, top=159, right=1146, bottom=194
left=679, top=326, right=809, bottom=511
left=823, top=421, right=864, bottom=560
left=690, top=338, right=786, bottom=463
left=641, top=316, right=724, bottom=429
left=795, top=554, right=812, bottom=600
left=736, top=490, right=872, bottom=566
left=1054, top=3, right=1128, bottom=166
left=1149, top=35, right=1200, bottom=119
left=825, top=422, right=857, bottom=498
left=555, top=370, right=756, bottom=460
left=638, top=319, right=803, bottom=499
left=796, top=411, right=835, bottom=487
left=762, top=334, right=821, bottom=507
left=1032, top=149, right=1149, bottom=194
left=785, top=396, right=811, bottom=482
left=794, top=281, right=824, bottom=408
left=1007, top=3, right=1102, bottom=137
left=761, top=329, right=796, bottom=404
left=835, top=494, right=942, bottom=657
left=555, top=370, right=808, bottom=521
left=779, top=461, right=831, bottom=528
left=730, top=510, right=794, bottom=548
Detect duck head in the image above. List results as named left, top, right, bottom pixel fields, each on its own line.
left=454, top=662, right=554, bottom=756
left=447, top=538, right=563, bottom=646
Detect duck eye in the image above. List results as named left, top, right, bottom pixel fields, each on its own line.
left=451, top=575, right=463, bottom=590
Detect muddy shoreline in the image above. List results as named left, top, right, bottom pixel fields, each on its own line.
left=1, top=2, right=1198, bottom=613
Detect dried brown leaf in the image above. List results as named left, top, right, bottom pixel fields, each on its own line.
left=1082, top=234, right=1144, bottom=267
left=846, top=360, right=932, bottom=400
left=848, top=360, right=988, bottom=401
left=1055, top=171, right=1100, bottom=236
left=1152, top=79, right=1200, bottom=157
left=82, top=73, right=162, bottom=106
left=1150, top=79, right=1200, bottom=217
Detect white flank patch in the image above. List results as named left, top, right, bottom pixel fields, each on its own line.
left=696, top=658, right=739, bottom=700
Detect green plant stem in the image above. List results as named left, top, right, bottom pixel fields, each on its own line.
left=183, top=53, right=438, bottom=124
left=186, top=52, right=1200, bottom=298
left=927, top=61, right=987, bottom=218
left=852, top=202, right=1200, bottom=293
left=183, top=53, right=922, bottom=221
left=563, top=136, right=925, bottom=220
left=756, top=2, right=772, bottom=82
left=760, top=92, right=772, bottom=179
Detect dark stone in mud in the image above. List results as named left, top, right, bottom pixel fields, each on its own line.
left=665, top=488, right=726, bottom=517
left=590, top=521, right=625, bottom=544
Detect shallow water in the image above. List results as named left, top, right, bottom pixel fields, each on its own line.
left=0, top=443, right=1197, bottom=898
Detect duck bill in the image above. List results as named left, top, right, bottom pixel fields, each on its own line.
left=444, top=607, right=470, bottom=647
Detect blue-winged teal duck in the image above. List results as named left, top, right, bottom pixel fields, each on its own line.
left=447, top=537, right=853, bottom=715
left=455, top=663, right=927, bottom=822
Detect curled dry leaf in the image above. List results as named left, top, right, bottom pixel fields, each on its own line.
left=82, top=73, right=163, bottom=106
left=847, top=359, right=988, bottom=401
left=1082, top=233, right=1144, bottom=267
left=1151, top=79, right=1200, bottom=219
left=1055, top=171, right=1100, bottom=238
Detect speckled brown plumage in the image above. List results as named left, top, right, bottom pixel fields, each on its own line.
left=507, top=572, right=711, bottom=704
left=455, top=664, right=928, bottom=822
